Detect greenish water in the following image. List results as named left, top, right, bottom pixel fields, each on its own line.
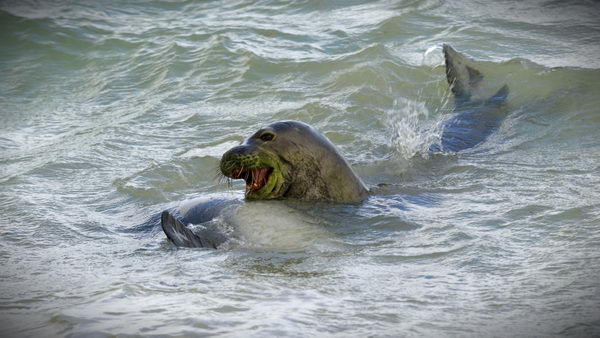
left=1, top=1, right=600, bottom=337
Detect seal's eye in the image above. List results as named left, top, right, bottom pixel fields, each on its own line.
left=259, top=132, right=276, bottom=142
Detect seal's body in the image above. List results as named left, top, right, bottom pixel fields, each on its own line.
left=161, top=45, right=509, bottom=248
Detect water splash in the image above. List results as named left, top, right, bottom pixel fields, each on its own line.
left=422, top=44, right=445, bottom=67
left=386, top=97, right=439, bottom=160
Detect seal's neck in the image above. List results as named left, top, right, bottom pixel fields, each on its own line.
left=285, top=150, right=369, bottom=203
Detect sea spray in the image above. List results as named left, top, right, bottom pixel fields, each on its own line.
left=386, top=96, right=441, bottom=160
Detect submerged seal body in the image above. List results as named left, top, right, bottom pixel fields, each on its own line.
left=161, top=44, right=509, bottom=248
left=429, top=45, right=509, bottom=152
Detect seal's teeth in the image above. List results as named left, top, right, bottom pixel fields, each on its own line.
left=235, top=167, right=272, bottom=192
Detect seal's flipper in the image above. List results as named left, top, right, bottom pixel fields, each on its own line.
left=429, top=45, right=511, bottom=153
left=161, top=211, right=214, bottom=248
left=444, top=44, right=482, bottom=100
left=443, top=44, right=509, bottom=105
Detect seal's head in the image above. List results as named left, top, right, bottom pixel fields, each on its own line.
left=220, top=121, right=368, bottom=203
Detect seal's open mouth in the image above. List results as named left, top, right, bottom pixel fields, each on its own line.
left=230, top=167, right=273, bottom=191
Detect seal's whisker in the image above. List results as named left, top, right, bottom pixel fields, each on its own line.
left=225, top=161, right=236, bottom=171
left=213, top=164, right=235, bottom=189
left=214, top=171, right=226, bottom=184
left=213, top=167, right=225, bottom=183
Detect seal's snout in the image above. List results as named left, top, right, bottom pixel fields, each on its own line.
left=220, top=145, right=276, bottom=193
left=221, top=145, right=252, bottom=161
left=220, top=145, right=258, bottom=174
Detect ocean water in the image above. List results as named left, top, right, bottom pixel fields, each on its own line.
left=1, top=0, right=600, bottom=337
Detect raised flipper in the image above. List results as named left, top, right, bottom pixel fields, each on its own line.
left=443, top=44, right=509, bottom=106
left=430, top=45, right=510, bottom=153
left=161, top=211, right=215, bottom=248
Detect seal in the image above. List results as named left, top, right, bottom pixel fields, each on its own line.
left=160, top=121, right=370, bottom=248
left=161, top=44, right=510, bottom=248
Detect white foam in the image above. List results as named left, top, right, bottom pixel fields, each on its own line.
left=386, top=97, right=437, bottom=160
left=179, top=141, right=241, bottom=159
left=226, top=201, right=332, bottom=252
left=422, top=45, right=445, bottom=67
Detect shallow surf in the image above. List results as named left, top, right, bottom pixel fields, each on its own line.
left=1, top=0, right=600, bottom=336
